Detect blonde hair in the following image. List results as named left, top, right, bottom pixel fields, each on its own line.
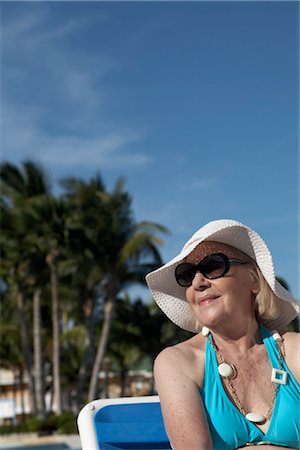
left=247, top=263, right=280, bottom=322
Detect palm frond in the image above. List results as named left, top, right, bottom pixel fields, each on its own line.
left=137, top=221, right=170, bottom=235
left=119, top=230, right=165, bottom=267
left=0, top=162, right=27, bottom=197
left=23, top=159, right=51, bottom=195
left=113, top=176, right=126, bottom=195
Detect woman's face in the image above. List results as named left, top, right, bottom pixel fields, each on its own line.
left=184, top=241, right=259, bottom=328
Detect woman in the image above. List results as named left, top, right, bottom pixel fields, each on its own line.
left=146, top=219, right=299, bottom=450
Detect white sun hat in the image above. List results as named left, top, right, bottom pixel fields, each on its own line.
left=146, top=219, right=299, bottom=333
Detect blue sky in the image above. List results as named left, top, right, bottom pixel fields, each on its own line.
left=1, top=1, right=299, bottom=299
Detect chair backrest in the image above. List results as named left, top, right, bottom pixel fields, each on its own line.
left=77, top=395, right=171, bottom=450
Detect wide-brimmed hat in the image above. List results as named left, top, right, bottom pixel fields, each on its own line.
left=146, top=219, right=299, bottom=333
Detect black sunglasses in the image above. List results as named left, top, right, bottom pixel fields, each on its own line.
left=175, top=253, right=248, bottom=287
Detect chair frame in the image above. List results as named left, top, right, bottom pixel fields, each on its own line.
left=77, top=395, right=168, bottom=450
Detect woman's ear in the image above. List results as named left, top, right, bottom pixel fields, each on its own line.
left=248, top=270, right=260, bottom=295
left=251, top=282, right=260, bottom=295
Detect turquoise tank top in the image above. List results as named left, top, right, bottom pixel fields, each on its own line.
left=200, top=325, right=300, bottom=449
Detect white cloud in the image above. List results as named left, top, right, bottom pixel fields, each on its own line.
left=2, top=5, right=49, bottom=41
left=39, top=132, right=152, bottom=169
left=3, top=6, right=116, bottom=112
left=47, top=51, right=117, bottom=111
left=2, top=103, right=151, bottom=170
left=2, top=4, right=107, bottom=50
left=2, top=4, right=151, bottom=171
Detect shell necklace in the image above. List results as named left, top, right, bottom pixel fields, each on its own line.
left=202, top=326, right=287, bottom=424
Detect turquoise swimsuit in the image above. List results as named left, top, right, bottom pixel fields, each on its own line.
left=200, top=326, right=300, bottom=449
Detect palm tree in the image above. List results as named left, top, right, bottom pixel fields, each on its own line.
left=60, top=174, right=168, bottom=404
left=87, top=180, right=167, bottom=401
left=1, top=162, right=169, bottom=412
left=0, top=214, right=37, bottom=414
left=23, top=195, right=72, bottom=414
left=60, top=174, right=110, bottom=408
left=0, top=160, right=51, bottom=415
left=0, top=160, right=51, bottom=203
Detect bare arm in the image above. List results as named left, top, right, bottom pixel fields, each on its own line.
left=154, top=347, right=212, bottom=450
left=284, top=331, right=300, bottom=384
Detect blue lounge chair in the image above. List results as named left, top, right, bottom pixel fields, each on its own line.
left=77, top=395, right=171, bottom=450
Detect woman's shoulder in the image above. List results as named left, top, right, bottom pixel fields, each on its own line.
left=282, top=329, right=299, bottom=341
left=154, top=333, right=206, bottom=386
left=282, top=330, right=300, bottom=383
left=155, top=333, right=206, bottom=364
left=282, top=329, right=299, bottom=354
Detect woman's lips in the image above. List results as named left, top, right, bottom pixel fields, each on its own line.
left=196, top=295, right=219, bottom=306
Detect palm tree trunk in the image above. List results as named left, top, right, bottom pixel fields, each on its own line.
left=76, top=295, right=97, bottom=409
left=16, top=291, right=37, bottom=414
left=33, top=287, right=45, bottom=417
left=18, top=368, right=26, bottom=422
left=47, top=249, right=62, bottom=415
left=88, top=297, right=115, bottom=402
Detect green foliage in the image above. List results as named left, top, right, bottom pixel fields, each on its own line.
left=0, top=423, right=27, bottom=435
left=0, top=160, right=51, bottom=199
left=0, top=412, right=78, bottom=435
left=108, top=296, right=192, bottom=373
left=55, top=412, right=78, bottom=434
left=60, top=326, right=86, bottom=385
left=0, top=159, right=169, bottom=412
left=25, top=415, right=58, bottom=433
left=0, top=323, right=23, bottom=368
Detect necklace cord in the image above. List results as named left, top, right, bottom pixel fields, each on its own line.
left=208, top=333, right=285, bottom=421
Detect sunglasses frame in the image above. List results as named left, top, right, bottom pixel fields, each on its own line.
left=175, top=253, right=248, bottom=287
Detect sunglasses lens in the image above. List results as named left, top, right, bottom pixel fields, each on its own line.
left=175, top=263, right=195, bottom=287
left=201, top=254, right=227, bottom=279
left=175, top=254, right=230, bottom=286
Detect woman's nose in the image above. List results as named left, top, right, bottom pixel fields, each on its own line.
left=191, top=271, right=211, bottom=290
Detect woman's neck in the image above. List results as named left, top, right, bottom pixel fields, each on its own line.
left=209, top=320, right=262, bottom=353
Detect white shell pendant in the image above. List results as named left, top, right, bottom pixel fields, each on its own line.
left=201, top=326, right=210, bottom=336
left=218, top=362, right=236, bottom=379
left=245, top=412, right=266, bottom=423
left=271, top=331, right=282, bottom=342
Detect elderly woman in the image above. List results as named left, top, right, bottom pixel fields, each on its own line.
left=146, top=219, right=299, bottom=450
